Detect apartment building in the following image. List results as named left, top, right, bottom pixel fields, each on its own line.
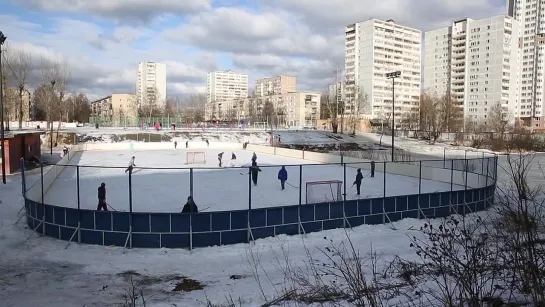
left=508, top=0, right=545, bottom=128
left=424, top=16, right=519, bottom=127
left=254, top=75, right=296, bottom=97
left=90, top=94, right=138, bottom=126
left=136, top=62, right=167, bottom=107
left=345, top=19, right=421, bottom=125
left=206, top=92, right=320, bottom=127
left=256, top=92, right=321, bottom=127
left=206, top=70, right=248, bottom=103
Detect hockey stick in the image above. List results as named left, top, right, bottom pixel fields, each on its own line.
left=107, top=203, right=118, bottom=212
left=286, top=182, right=299, bottom=189
left=199, top=206, right=211, bottom=212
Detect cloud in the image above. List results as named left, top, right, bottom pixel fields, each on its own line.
left=12, top=0, right=212, bottom=23
left=3, top=0, right=511, bottom=103
left=163, top=7, right=343, bottom=60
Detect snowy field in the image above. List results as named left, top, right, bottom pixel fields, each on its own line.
left=43, top=149, right=464, bottom=212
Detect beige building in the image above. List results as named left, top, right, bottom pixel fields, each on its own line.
left=91, top=94, right=138, bottom=126
left=254, top=75, right=296, bottom=97
left=206, top=92, right=320, bottom=128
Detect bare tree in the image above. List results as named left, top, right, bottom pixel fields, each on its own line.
left=262, top=100, right=275, bottom=129
left=138, top=87, right=160, bottom=122
left=488, top=102, right=510, bottom=135
left=4, top=47, right=31, bottom=129
left=441, top=93, right=463, bottom=132
left=400, top=111, right=420, bottom=131
left=247, top=98, right=258, bottom=125
left=419, top=92, right=442, bottom=144
left=344, top=85, right=369, bottom=135
left=321, top=91, right=339, bottom=133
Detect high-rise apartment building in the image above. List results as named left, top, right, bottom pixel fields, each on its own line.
left=136, top=62, right=167, bottom=107
left=424, top=16, right=519, bottom=126
left=345, top=19, right=421, bottom=125
left=254, top=75, right=296, bottom=97
left=507, top=0, right=545, bottom=128
left=206, top=70, right=248, bottom=103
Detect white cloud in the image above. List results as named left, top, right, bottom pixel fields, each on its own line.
left=12, top=0, right=212, bottom=23
left=3, top=0, right=510, bottom=101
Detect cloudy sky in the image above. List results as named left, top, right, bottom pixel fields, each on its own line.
left=2, top=0, right=506, bottom=100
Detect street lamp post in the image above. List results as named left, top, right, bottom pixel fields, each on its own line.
left=386, top=71, right=401, bottom=162
left=0, top=31, right=7, bottom=184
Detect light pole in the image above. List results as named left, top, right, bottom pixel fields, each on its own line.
left=0, top=31, right=7, bottom=184
left=386, top=71, right=401, bottom=161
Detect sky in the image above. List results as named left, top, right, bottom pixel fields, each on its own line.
left=1, top=0, right=507, bottom=100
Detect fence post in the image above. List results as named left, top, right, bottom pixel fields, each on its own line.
left=465, top=159, right=469, bottom=191
left=40, top=163, right=44, bottom=204
left=383, top=162, right=386, bottom=224
left=247, top=167, right=253, bottom=243
left=190, top=168, right=194, bottom=198
left=485, top=158, right=490, bottom=187
left=77, top=166, right=81, bottom=243
left=128, top=168, right=133, bottom=249
left=298, top=165, right=303, bottom=234
left=342, top=163, right=347, bottom=228
left=443, top=148, right=446, bottom=168
left=418, top=161, right=422, bottom=219
left=20, top=158, right=26, bottom=197
left=481, top=152, right=485, bottom=175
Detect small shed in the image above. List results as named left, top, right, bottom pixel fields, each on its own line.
left=0, top=131, right=43, bottom=174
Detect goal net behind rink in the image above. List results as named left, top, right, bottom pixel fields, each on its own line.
left=186, top=152, right=206, bottom=164
left=305, top=180, right=343, bottom=204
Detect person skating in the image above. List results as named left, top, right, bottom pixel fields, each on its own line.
left=205, top=139, right=209, bottom=147
left=353, top=168, right=364, bottom=196
left=229, top=152, right=237, bottom=167
left=218, top=152, right=224, bottom=167
left=250, top=161, right=262, bottom=186
left=185, top=141, right=188, bottom=148
left=251, top=152, right=257, bottom=164
left=174, top=141, right=178, bottom=149
left=97, top=183, right=108, bottom=211
left=182, top=196, right=198, bottom=213
left=278, top=166, right=288, bottom=190
left=125, top=156, right=136, bottom=173
left=370, top=160, right=375, bottom=178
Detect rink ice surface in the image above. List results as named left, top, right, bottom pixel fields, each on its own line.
left=44, top=149, right=464, bottom=213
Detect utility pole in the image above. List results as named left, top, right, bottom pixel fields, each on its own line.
left=0, top=31, right=7, bottom=184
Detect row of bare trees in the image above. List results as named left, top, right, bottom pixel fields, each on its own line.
left=321, top=84, right=370, bottom=134
left=1, top=43, right=91, bottom=129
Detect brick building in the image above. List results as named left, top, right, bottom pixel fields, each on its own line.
left=0, top=131, right=43, bottom=174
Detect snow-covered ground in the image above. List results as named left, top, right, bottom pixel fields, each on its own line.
left=0, top=138, right=518, bottom=307
left=41, top=149, right=462, bottom=213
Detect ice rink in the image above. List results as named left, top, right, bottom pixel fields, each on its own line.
left=43, top=149, right=464, bottom=212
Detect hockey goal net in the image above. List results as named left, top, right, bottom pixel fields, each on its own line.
left=305, top=180, right=343, bottom=204
left=186, top=152, right=206, bottom=164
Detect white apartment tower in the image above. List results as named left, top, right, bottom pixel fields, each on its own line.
left=345, top=19, right=421, bottom=125
left=424, top=16, right=519, bottom=127
left=136, top=62, right=167, bottom=107
left=206, top=70, right=248, bottom=103
left=508, top=0, right=545, bottom=128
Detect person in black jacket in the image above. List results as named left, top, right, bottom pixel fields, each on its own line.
left=174, top=141, right=178, bottom=149
left=370, top=160, right=375, bottom=178
left=353, top=169, right=364, bottom=196
left=182, top=196, right=198, bottom=213
left=97, top=183, right=108, bottom=211
left=218, top=152, right=224, bottom=167
left=250, top=161, right=262, bottom=186
left=185, top=141, right=188, bottom=148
